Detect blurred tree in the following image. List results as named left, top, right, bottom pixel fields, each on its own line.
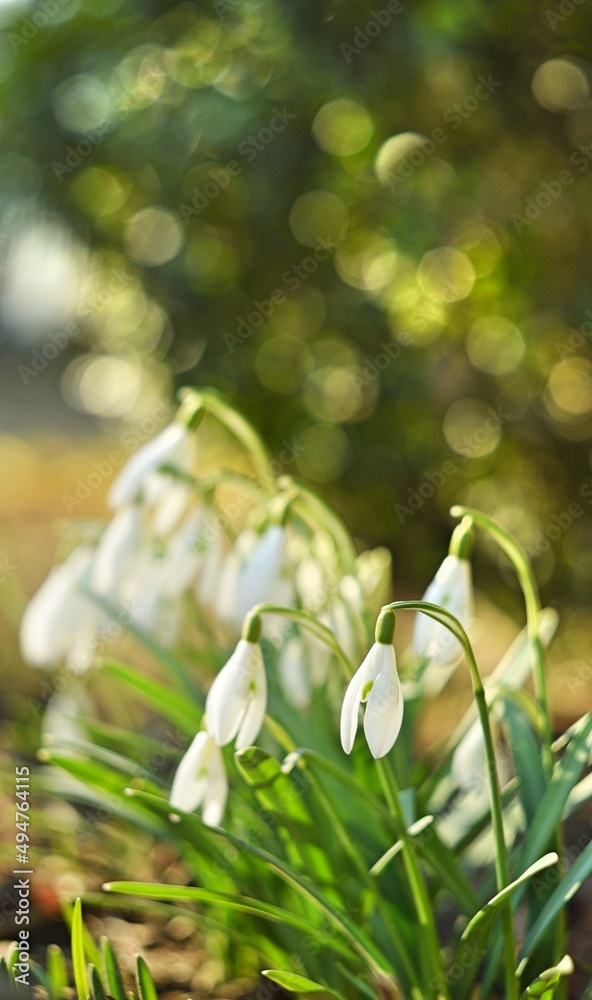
left=2, top=0, right=592, bottom=612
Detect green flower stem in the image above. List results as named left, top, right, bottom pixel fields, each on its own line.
left=277, top=477, right=359, bottom=574
left=177, top=387, right=278, bottom=495
left=252, top=603, right=437, bottom=994
left=375, top=757, right=448, bottom=1000
left=450, top=506, right=553, bottom=776
left=383, top=600, right=518, bottom=1000
left=450, top=505, right=565, bottom=976
left=249, top=603, right=354, bottom=681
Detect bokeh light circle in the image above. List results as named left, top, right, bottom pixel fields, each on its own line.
left=124, top=207, right=184, bottom=267
left=532, top=59, right=590, bottom=114
left=312, top=99, right=373, bottom=157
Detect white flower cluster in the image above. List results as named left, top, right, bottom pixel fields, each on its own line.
left=21, top=403, right=478, bottom=829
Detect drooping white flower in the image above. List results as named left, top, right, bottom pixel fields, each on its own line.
left=232, top=524, right=291, bottom=627
left=19, top=545, right=99, bottom=669
left=162, top=508, right=205, bottom=600
left=340, top=611, right=403, bottom=759
left=107, top=421, right=191, bottom=509
left=170, top=731, right=228, bottom=827
left=151, top=479, right=194, bottom=537
left=92, top=504, right=144, bottom=597
left=412, top=554, right=473, bottom=667
left=206, top=635, right=267, bottom=750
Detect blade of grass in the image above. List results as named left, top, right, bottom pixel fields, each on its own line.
left=71, top=899, right=89, bottom=1000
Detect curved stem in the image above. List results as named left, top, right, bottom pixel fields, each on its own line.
left=383, top=600, right=518, bottom=1000
left=450, top=506, right=565, bottom=974
left=250, top=603, right=354, bottom=680
left=177, top=387, right=278, bottom=495
left=278, top=477, right=359, bottom=574
left=450, top=506, right=553, bottom=776
left=253, top=603, right=441, bottom=995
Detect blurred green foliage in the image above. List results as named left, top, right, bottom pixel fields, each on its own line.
left=2, top=0, right=592, bottom=610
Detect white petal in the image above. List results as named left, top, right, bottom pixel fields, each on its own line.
left=19, top=546, right=94, bottom=668
left=340, top=645, right=377, bottom=754
left=92, top=505, right=143, bottom=596
left=206, top=641, right=264, bottom=746
left=412, top=555, right=473, bottom=666
left=151, top=480, right=192, bottom=537
left=195, top=513, right=226, bottom=608
left=235, top=667, right=267, bottom=750
left=364, top=645, right=404, bottom=759
left=170, top=731, right=209, bottom=813
left=107, top=422, right=189, bottom=508
left=201, top=743, right=228, bottom=827
left=163, top=508, right=204, bottom=599
left=234, top=525, right=287, bottom=623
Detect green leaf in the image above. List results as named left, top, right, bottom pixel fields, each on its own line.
left=449, top=853, right=558, bottom=1000
left=89, top=965, right=107, bottom=1000
left=519, top=711, right=592, bottom=871
left=235, top=745, right=310, bottom=826
left=123, top=787, right=391, bottom=975
left=136, top=956, right=158, bottom=1000
left=519, top=838, right=592, bottom=963
left=503, top=695, right=547, bottom=825
left=42, top=749, right=165, bottom=835
left=103, top=881, right=351, bottom=959
left=262, top=969, right=343, bottom=996
left=71, top=898, right=89, bottom=1000
left=46, top=944, right=68, bottom=1000
left=29, top=959, right=52, bottom=992
left=235, top=745, right=286, bottom=788
left=101, top=937, right=126, bottom=1000
left=101, top=661, right=198, bottom=734
left=519, top=956, right=574, bottom=998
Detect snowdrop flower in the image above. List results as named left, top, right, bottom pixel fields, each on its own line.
left=20, top=545, right=99, bottom=669
left=170, top=731, right=228, bottom=827
left=162, top=508, right=205, bottom=600
left=92, top=504, right=144, bottom=597
left=340, top=610, right=403, bottom=759
left=412, top=519, right=474, bottom=668
left=234, top=525, right=291, bottom=625
left=151, top=479, right=194, bottom=537
left=107, top=421, right=192, bottom=509
left=206, top=615, right=267, bottom=749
